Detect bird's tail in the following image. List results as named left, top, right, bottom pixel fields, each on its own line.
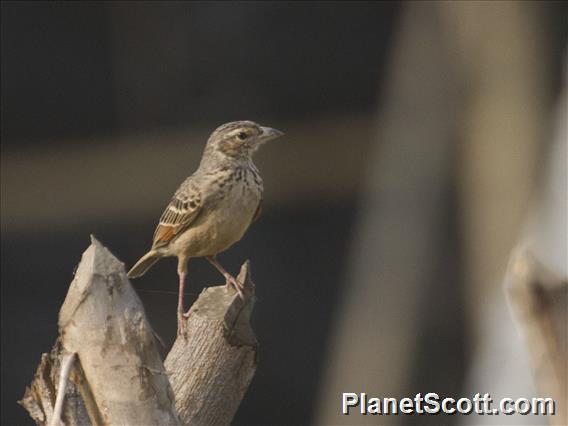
left=127, top=251, right=161, bottom=278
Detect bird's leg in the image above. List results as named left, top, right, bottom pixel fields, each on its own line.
left=177, top=270, right=187, bottom=336
left=206, top=256, right=244, bottom=299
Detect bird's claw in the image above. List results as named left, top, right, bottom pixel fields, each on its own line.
left=225, top=274, right=245, bottom=299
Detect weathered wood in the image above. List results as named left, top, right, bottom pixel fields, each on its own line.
left=20, top=237, right=181, bottom=425
left=165, top=261, right=258, bottom=426
left=19, top=341, right=91, bottom=426
left=506, top=248, right=567, bottom=425
left=21, top=238, right=259, bottom=426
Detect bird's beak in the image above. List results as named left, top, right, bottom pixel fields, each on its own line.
left=260, top=126, right=284, bottom=142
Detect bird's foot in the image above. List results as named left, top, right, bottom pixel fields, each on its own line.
left=224, top=273, right=245, bottom=299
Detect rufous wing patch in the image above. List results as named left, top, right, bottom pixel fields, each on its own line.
left=151, top=183, right=203, bottom=249
left=153, top=224, right=176, bottom=246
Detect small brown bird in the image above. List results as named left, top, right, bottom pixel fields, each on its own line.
left=128, top=121, right=283, bottom=335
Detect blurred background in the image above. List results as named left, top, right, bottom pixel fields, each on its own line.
left=1, top=2, right=567, bottom=425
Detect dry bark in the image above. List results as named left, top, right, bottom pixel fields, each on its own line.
left=20, top=237, right=180, bottom=425
left=20, top=237, right=258, bottom=426
left=165, top=262, right=258, bottom=426
left=19, top=341, right=92, bottom=426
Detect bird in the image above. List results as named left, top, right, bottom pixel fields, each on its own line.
left=127, top=121, right=283, bottom=336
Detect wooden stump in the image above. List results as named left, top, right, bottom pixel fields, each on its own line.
left=165, top=262, right=258, bottom=425
left=20, top=237, right=258, bottom=426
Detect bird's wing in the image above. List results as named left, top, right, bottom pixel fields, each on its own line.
left=152, top=179, right=203, bottom=249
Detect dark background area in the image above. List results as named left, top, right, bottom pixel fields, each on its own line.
left=2, top=2, right=398, bottom=424
left=1, top=1, right=396, bottom=145
left=2, top=2, right=566, bottom=426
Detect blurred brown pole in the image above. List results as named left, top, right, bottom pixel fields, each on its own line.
left=315, top=3, right=461, bottom=424
left=442, top=0, right=548, bottom=354
left=316, top=2, right=557, bottom=425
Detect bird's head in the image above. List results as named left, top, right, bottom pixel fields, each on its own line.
left=203, top=120, right=284, bottom=162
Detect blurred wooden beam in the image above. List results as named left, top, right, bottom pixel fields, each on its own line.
left=1, top=114, right=374, bottom=233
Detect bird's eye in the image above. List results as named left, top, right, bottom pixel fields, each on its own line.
left=237, top=132, right=248, bottom=140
